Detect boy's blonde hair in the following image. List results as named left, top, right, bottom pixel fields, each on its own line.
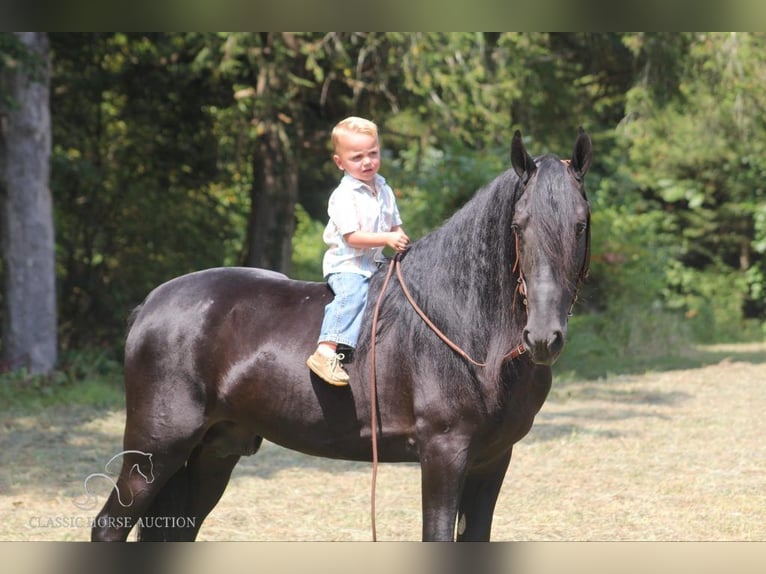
left=331, top=116, right=378, bottom=151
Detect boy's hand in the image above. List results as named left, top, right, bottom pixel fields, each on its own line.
left=387, top=229, right=410, bottom=253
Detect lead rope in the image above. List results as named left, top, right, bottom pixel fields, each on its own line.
left=367, top=252, right=527, bottom=541
left=368, top=255, right=398, bottom=542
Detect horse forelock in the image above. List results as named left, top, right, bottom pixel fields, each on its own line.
left=521, top=155, right=585, bottom=290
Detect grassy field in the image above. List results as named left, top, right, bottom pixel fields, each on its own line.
left=1, top=343, right=764, bottom=541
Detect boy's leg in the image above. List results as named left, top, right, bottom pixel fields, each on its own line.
left=308, top=273, right=368, bottom=385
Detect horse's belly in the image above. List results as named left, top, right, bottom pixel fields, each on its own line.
left=267, top=437, right=419, bottom=464
left=223, top=399, right=419, bottom=464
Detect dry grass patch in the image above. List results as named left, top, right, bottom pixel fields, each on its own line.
left=1, top=345, right=764, bottom=541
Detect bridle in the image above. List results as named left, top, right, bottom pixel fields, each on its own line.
left=512, top=227, right=529, bottom=311
left=569, top=210, right=591, bottom=316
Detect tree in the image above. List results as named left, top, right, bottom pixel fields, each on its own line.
left=209, top=32, right=404, bottom=273
left=620, top=32, right=766, bottom=336
left=0, top=32, right=57, bottom=374
left=238, top=33, right=303, bottom=272
left=49, top=33, right=239, bottom=347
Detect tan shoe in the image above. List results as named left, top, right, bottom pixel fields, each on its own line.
left=306, top=350, right=350, bottom=386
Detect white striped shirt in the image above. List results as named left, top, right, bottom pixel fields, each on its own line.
left=322, top=173, right=403, bottom=278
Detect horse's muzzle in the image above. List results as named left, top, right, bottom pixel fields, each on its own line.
left=522, top=328, right=564, bottom=366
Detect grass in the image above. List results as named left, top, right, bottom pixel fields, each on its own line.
left=556, top=310, right=766, bottom=381
left=2, top=342, right=765, bottom=541
left=557, top=342, right=766, bottom=382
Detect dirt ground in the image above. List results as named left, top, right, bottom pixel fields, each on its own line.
left=1, top=343, right=764, bottom=541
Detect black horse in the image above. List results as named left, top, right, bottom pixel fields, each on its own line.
left=92, top=128, right=592, bottom=542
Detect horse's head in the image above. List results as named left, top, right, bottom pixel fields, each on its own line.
left=510, top=128, right=592, bottom=366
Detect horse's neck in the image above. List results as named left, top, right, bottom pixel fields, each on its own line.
left=404, top=188, right=519, bottom=334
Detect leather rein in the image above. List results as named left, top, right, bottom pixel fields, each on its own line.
left=366, top=235, right=529, bottom=541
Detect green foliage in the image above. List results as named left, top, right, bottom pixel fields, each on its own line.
left=561, top=202, right=692, bottom=366
left=0, top=348, right=123, bottom=410
left=49, top=33, right=245, bottom=349
left=620, top=32, right=766, bottom=333
left=290, top=204, right=325, bottom=281
left=388, top=141, right=508, bottom=240
left=5, top=32, right=762, bottom=380
left=663, top=261, right=763, bottom=342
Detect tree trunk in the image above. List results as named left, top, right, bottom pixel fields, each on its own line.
left=0, top=32, right=57, bottom=374
left=243, top=119, right=298, bottom=274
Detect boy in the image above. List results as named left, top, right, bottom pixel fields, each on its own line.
left=307, top=117, right=409, bottom=386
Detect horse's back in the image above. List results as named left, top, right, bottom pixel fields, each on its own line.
left=124, top=266, right=331, bottom=394
left=129, top=266, right=326, bottom=327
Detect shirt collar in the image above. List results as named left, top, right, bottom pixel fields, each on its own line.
left=341, top=172, right=386, bottom=194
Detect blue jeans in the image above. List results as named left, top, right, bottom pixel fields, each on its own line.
left=318, top=272, right=369, bottom=348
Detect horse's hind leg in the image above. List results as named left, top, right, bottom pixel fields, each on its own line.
left=137, top=441, right=248, bottom=541
left=90, top=447, right=188, bottom=541
left=91, top=395, right=208, bottom=541
left=455, top=449, right=513, bottom=541
left=181, top=447, right=243, bottom=540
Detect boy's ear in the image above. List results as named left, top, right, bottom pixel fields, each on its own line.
left=332, top=154, right=344, bottom=170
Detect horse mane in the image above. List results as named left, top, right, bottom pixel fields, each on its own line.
left=358, top=166, right=526, bottom=409
left=358, top=154, right=583, bottom=410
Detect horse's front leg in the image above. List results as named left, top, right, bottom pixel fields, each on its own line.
left=419, top=433, right=471, bottom=541
left=456, top=448, right=513, bottom=541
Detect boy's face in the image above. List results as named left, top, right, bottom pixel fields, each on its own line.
left=333, top=131, right=380, bottom=186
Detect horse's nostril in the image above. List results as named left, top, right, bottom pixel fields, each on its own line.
left=550, top=330, right=564, bottom=353
left=522, top=329, right=532, bottom=348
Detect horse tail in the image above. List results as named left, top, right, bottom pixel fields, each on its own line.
left=135, top=464, right=197, bottom=542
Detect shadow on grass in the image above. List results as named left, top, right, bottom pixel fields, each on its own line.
left=523, top=393, right=689, bottom=444
left=555, top=342, right=766, bottom=382
left=523, top=344, right=766, bottom=444
left=0, top=404, right=128, bottom=501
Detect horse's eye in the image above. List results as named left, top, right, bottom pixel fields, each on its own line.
left=576, top=222, right=587, bottom=237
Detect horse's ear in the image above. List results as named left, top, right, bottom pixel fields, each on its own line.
left=511, top=130, right=536, bottom=182
left=570, top=126, right=592, bottom=180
